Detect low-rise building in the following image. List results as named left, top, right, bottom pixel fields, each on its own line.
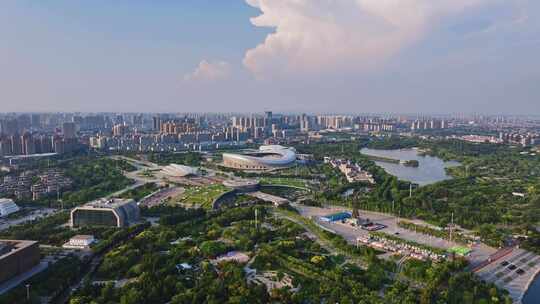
left=63, top=235, right=96, bottom=249
left=0, top=198, right=20, bottom=217
left=0, top=240, right=40, bottom=284
left=0, top=169, right=72, bottom=201
left=70, top=198, right=140, bottom=228
left=325, top=157, right=376, bottom=184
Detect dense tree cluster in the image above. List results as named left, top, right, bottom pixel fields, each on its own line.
left=67, top=205, right=510, bottom=304
left=294, top=138, right=540, bottom=247
left=147, top=152, right=202, bottom=166
left=0, top=255, right=86, bottom=304
left=28, top=156, right=135, bottom=208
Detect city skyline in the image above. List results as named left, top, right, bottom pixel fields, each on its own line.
left=1, top=0, right=539, bottom=114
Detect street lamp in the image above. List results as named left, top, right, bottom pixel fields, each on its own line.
left=26, top=284, right=30, bottom=301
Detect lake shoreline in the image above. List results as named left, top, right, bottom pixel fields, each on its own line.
left=360, top=148, right=460, bottom=186
left=522, top=268, right=540, bottom=304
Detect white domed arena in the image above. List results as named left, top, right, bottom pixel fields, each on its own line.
left=222, top=145, right=297, bottom=171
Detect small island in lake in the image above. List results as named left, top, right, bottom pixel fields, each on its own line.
left=402, top=160, right=420, bottom=167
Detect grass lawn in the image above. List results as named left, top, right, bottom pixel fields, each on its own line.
left=447, top=246, right=472, bottom=257
left=174, top=184, right=231, bottom=209
left=120, top=183, right=159, bottom=201
left=259, top=177, right=311, bottom=190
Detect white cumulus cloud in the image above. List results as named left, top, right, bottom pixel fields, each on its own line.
left=243, top=0, right=494, bottom=78
left=184, top=60, right=231, bottom=81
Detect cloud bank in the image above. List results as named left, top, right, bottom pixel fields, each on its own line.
left=184, top=60, right=231, bottom=81
left=242, top=0, right=530, bottom=78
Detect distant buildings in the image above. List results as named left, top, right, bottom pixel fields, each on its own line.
left=0, top=132, right=78, bottom=157
left=0, top=169, right=72, bottom=201
left=3, top=112, right=539, bottom=158
left=62, top=122, right=77, bottom=139
left=410, top=119, right=447, bottom=131
left=499, top=132, right=539, bottom=147
left=0, top=240, right=40, bottom=284
left=0, top=198, right=19, bottom=217
left=325, top=157, right=376, bottom=184
left=70, top=198, right=140, bottom=228
left=30, top=169, right=73, bottom=201
left=457, top=135, right=503, bottom=144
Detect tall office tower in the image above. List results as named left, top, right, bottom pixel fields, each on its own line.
left=39, top=135, right=53, bottom=153
left=115, top=115, right=124, bottom=125
left=31, top=114, right=41, bottom=129
left=265, top=111, right=273, bottom=127
left=62, top=122, right=77, bottom=139
left=132, top=114, right=143, bottom=128
left=300, top=114, right=310, bottom=132
left=73, top=115, right=84, bottom=125
left=271, top=123, right=280, bottom=134
left=112, top=124, right=129, bottom=137
left=1, top=119, right=19, bottom=136
left=22, top=132, right=35, bottom=155
left=53, top=135, right=64, bottom=154
left=10, top=134, right=22, bottom=155
left=17, top=115, right=32, bottom=132
left=0, top=136, right=12, bottom=156
left=153, top=116, right=162, bottom=131
left=81, top=115, right=106, bottom=131
left=264, top=111, right=273, bottom=137
left=33, top=137, right=42, bottom=154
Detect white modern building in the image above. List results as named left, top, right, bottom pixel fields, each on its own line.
left=63, top=235, right=96, bottom=249
left=161, top=164, right=199, bottom=177
left=222, top=145, right=297, bottom=171
left=70, top=198, right=140, bottom=228
left=0, top=198, right=20, bottom=217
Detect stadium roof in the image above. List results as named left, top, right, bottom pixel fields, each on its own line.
left=161, top=164, right=199, bottom=177
left=223, top=145, right=297, bottom=169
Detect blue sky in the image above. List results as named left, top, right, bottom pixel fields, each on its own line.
left=1, top=0, right=539, bottom=114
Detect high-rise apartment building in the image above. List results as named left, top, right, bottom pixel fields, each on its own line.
left=22, top=133, right=36, bottom=155
left=62, top=122, right=77, bottom=139
left=10, top=135, right=22, bottom=155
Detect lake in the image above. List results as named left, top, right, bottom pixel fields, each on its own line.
left=523, top=274, right=540, bottom=304
left=360, top=148, right=460, bottom=186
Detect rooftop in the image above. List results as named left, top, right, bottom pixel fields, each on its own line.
left=0, top=240, right=38, bottom=260
left=85, top=198, right=136, bottom=209
left=70, top=235, right=95, bottom=241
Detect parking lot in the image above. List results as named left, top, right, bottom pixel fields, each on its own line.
left=295, top=204, right=496, bottom=266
